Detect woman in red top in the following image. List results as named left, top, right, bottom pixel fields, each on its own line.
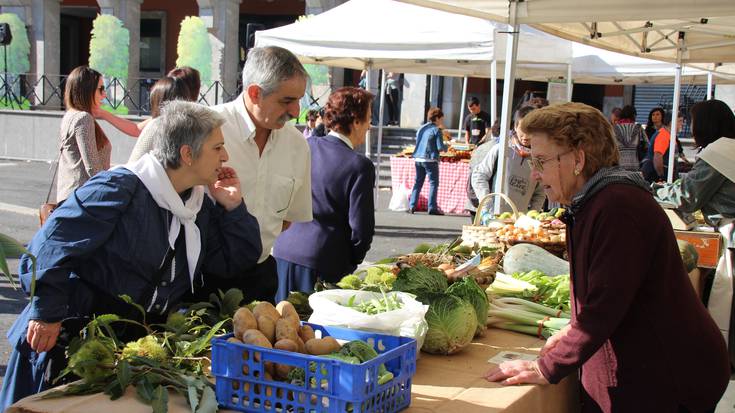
left=484, top=103, right=729, bottom=413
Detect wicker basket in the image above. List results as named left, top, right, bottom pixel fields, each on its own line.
left=461, top=193, right=518, bottom=248
left=462, top=193, right=567, bottom=258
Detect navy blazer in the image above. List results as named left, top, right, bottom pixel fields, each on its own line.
left=273, top=135, right=375, bottom=279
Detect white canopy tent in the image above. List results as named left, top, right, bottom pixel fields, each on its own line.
left=526, top=43, right=735, bottom=85
left=398, top=0, right=735, bottom=184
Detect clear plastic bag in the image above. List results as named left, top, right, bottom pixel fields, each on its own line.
left=308, top=289, right=429, bottom=351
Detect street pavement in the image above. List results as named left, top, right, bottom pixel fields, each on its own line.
left=0, top=158, right=468, bottom=381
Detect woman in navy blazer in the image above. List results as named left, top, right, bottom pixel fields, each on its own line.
left=273, top=87, right=375, bottom=301
left=408, top=107, right=447, bottom=215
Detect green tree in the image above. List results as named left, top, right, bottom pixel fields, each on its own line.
left=89, top=14, right=129, bottom=85
left=176, top=16, right=211, bottom=86
left=0, top=13, right=31, bottom=74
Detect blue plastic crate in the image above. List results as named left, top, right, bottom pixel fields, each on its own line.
left=211, top=322, right=417, bottom=413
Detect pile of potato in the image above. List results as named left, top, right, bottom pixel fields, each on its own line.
left=228, top=301, right=341, bottom=381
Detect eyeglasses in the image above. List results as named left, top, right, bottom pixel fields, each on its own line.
left=97, top=85, right=106, bottom=94
left=529, top=149, right=574, bottom=172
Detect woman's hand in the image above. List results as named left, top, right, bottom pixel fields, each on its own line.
left=27, top=320, right=62, bottom=353
left=540, top=323, right=571, bottom=357
left=483, top=360, right=549, bottom=386
left=209, top=166, right=242, bottom=211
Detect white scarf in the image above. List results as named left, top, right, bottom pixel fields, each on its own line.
left=124, top=154, right=204, bottom=291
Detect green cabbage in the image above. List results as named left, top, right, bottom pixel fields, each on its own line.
left=392, top=265, right=448, bottom=296
left=420, top=293, right=477, bottom=355
left=446, top=277, right=489, bottom=337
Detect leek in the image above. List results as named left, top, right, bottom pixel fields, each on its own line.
left=486, top=296, right=570, bottom=339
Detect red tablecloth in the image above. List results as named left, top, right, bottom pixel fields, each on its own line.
left=390, top=156, right=470, bottom=215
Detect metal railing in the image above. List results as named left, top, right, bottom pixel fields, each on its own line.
left=0, top=73, right=242, bottom=114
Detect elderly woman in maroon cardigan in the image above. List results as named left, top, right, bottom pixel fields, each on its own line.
left=485, top=102, right=729, bottom=413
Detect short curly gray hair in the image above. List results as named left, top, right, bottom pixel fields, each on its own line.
left=151, top=100, right=226, bottom=169
left=241, top=46, right=307, bottom=97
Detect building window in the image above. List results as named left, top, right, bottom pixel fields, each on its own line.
left=140, top=12, right=166, bottom=75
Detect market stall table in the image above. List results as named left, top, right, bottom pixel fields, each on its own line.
left=8, top=329, right=579, bottom=413
left=390, top=156, right=470, bottom=216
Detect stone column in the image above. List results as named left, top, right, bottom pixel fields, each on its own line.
left=1, top=0, right=61, bottom=108
left=197, top=0, right=241, bottom=103
left=97, top=0, right=142, bottom=111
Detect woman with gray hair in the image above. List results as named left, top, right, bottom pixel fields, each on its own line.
left=0, top=101, right=262, bottom=409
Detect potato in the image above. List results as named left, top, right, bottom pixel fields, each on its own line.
left=274, top=338, right=298, bottom=353
left=276, top=301, right=299, bottom=321
left=227, top=337, right=244, bottom=344
left=233, top=307, right=258, bottom=340
left=265, top=361, right=275, bottom=378
left=299, top=325, right=316, bottom=343
left=257, top=315, right=276, bottom=344
left=275, top=318, right=300, bottom=343
left=305, top=337, right=341, bottom=355
left=242, top=329, right=272, bottom=350
left=275, top=363, right=293, bottom=380
left=253, top=301, right=281, bottom=322
left=296, top=335, right=307, bottom=354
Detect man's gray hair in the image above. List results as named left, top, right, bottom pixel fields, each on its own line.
left=151, top=100, right=226, bottom=169
left=241, top=46, right=308, bottom=97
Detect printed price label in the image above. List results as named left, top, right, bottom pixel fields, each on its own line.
left=487, top=351, right=538, bottom=365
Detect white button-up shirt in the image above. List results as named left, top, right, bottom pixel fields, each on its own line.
left=213, top=95, right=312, bottom=263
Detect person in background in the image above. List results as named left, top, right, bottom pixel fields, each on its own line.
left=653, top=99, right=735, bottom=368
left=206, top=46, right=313, bottom=304
left=471, top=105, right=545, bottom=214
left=128, top=77, right=192, bottom=162
left=168, top=66, right=201, bottom=102
left=463, top=96, right=493, bottom=145
left=642, top=112, right=683, bottom=182
left=609, top=107, right=622, bottom=125
left=408, top=107, right=447, bottom=215
left=312, top=108, right=328, bottom=137
left=303, top=109, right=319, bottom=138
left=485, top=102, right=729, bottom=413
left=93, top=66, right=201, bottom=138
left=0, top=101, right=262, bottom=410
left=612, top=105, right=647, bottom=171
left=385, top=72, right=400, bottom=126
left=56, top=66, right=112, bottom=203
left=273, top=87, right=375, bottom=301
left=644, top=107, right=665, bottom=140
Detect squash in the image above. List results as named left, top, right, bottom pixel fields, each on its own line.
left=502, top=243, right=569, bottom=276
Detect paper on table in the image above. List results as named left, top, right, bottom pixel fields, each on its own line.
left=487, top=350, right=538, bottom=365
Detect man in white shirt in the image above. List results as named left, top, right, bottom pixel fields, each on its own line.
left=200, top=46, right=313, bottom=303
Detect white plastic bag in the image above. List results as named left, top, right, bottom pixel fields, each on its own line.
left=308, top=290, right=429, bottom=350
left=388, top=185, right=411, bottom=212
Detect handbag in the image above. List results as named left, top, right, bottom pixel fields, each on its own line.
left=39, top=153, right=61, bottom=226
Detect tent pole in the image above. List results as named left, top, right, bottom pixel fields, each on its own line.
left=493, top=5, right=520, bottom=215
left=365, top=66, right=372, bottom=158
left=491, top=59, right=497, bottom=128
left=667, top=32, right=684, bottom=183
left=457, top=76, right=468, bottom=140
left=376, top=69, right=388, bottom=207
left=567, top=64, right=573, bottom=102
left=706, top=71, right=713, bottom=100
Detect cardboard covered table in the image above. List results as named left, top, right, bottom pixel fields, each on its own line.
left=390, top=156, right=471, bottom=216
left=8, top=329, right=579, bottom=413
